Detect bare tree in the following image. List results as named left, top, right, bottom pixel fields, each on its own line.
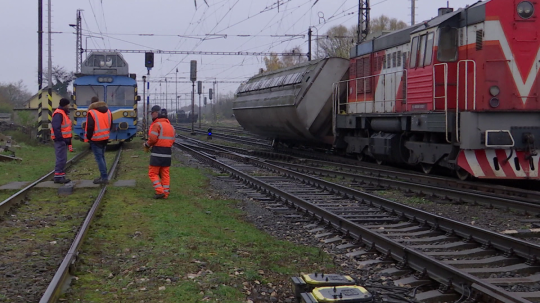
left=315, top=25, right=356, bottom=59
left=370, top=15, right=408, bottom=35
left=263, top=53, right=283, bottom=72
left=0, top=80, right=32, bottom=108
left=281, top=46, right=308, bottom=67
left=44, top=66, right=75, bottom=97
left=262, top=46, right=308, bottom=72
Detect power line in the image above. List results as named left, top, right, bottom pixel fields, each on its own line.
left=87, top=49, right=306, bottom=56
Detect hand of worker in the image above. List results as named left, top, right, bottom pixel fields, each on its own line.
left=143, top=142, right=150, bottom=153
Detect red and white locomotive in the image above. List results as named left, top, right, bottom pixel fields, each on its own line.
left=233, top=0, right=540, bottom=180
left=335, top=0, right=540, bottom=179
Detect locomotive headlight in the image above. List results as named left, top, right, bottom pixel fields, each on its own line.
left=123, top=111, right=128, bottom=117
left=75, top=111, right=81, bottom=117
left=82, top=111, right=87, bottom=117
left=130, top=111, right=136, bottom=117
left=489, top=85, right=500, bottom=97
left=517, top=1, right=534, bottom=19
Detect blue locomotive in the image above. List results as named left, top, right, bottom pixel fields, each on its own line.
left=72, top=52, right=140, bottom=141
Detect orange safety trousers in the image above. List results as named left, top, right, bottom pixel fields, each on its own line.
left=148, top=165, right=170, bottom=198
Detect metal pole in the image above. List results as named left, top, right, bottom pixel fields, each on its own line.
left=411, top=0, right=415, bottom=25
left=37, top=0, right=44, bottom=141
left=198, top=92, right=201, bottom=129
left=213, top=81, right=216, bottom=122
left=308, top=28, right=312, bottom=61
left=191, top=81, right=195, bottom=133
left=175, top=68, right=178, bottom=123
left=142, top=76, right=146, bottom=139
left=146, top=75, right=151, bottom=138
left=165, top=78, right=168, bottom=113
left=46, top=0, right=53, bottom=140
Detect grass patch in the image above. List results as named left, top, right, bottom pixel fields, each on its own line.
left=67, top=142, right=335, bottom=302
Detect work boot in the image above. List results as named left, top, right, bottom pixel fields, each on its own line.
left=93, top=178, right=109, bottom=185
left=54, top=177, right=71, bottom=184
left=154, top=193, right=165, bottom=199
left=68, top=145, right=74, bottom=152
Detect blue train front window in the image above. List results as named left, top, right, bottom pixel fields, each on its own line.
left=107, top=86, right=135, bottom=106
left=77, top=86, right=105, bottom=105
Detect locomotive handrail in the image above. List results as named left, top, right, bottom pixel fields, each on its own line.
left=456, top=60, right=477, bottom=144
left=433, top=63, right=450, bottom=143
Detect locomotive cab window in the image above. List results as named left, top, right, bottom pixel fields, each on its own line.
left=437, top=27, right=458, bottom=62
left=409, top=36, right=419, bottom=68
left=424, top=33, right=435, bottom=66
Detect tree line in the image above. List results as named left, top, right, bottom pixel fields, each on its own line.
left=0, top=66, right=75, bottom=113
left=262, top=15, right=407, bottom=72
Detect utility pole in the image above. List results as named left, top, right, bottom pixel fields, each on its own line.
left=46, top=0, right=53, bottom=140
left=307, top=28, right=312, bottom=61
left=358, top=0, right=370, bottom=44
left=175, top=68, right=178, bottom=123
left=142, top=75, right=146, bottom=139
left=37, top=0, right=44, bottom=141
left=197, top=81, right=202, bottom=129
left=73, top=9, right=83, bottom=73
left=190, top=60, right=197, bottom=134
left=411, top=0, right=416, bottom=25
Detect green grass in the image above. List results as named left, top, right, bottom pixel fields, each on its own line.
left=0, top=131, right=122, bottom=202
left=66, top=142, right=335, bottom=302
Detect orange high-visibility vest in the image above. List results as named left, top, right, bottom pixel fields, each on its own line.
left=147, top=118, right=175, bottom=167
left=86, top=109, right=112, bottom=141
left=50, top=108, right=72, bottom=140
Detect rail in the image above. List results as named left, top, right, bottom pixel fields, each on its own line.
left=0, top=150, right=90, bottom=217
left=39, top=147, right=123, bottom=303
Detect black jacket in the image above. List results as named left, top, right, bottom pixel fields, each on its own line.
left=86, top=101, right=111, bottom=146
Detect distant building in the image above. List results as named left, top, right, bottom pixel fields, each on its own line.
left=0, top=113, right=11, bottom=123
left=21, top=87, right=68, bottom=109
left=13, top=87, right=74, bottom=124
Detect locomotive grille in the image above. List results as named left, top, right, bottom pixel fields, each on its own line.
left=476, top=30, right=484, bottom=50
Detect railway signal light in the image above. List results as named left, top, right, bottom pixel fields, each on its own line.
left=204, top=96, right=207, bottom=105
left=197, top=81, right=202, bottom=95
left=190, top=60, right=197, bottom=82
left=207, top=128, right=212, bottom=140
left=209, top=88, right=213, bottom=100
left=145, top=52, right=154, bottom=68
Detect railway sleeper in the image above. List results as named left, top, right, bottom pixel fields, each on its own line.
left=425, top=247, right=497, bottom=258
left=444, top=256, right=522, bottom=269
left=464, top=263, right=540, bottom=278
left=484, top=273, right=540, bottom=286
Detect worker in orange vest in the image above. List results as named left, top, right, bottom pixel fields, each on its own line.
left=85, top=96, right=112, bottom=184
left=51, top=98, right=72, bottom=184
left=143, top=105, right=176, bottom=199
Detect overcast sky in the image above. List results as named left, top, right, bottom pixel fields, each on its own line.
left=1, top=0, right=477, bottom=107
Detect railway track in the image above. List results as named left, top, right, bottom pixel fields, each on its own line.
left=0, top=147, right=123, bottom=302
left=175, top=138, right=540, bottom=302
left=39, top=146, right=123, bottom=302
left=0, top=149, right=90, bottom=217
left=179, top=135, right=540, bottom=218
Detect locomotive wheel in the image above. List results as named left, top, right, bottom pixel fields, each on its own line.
left=421, top=163, right=433, bottom=174
left=456, top=168, right=470, bottom=181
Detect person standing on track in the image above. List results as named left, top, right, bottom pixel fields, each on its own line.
left=51, top=98, right=72, bottom=184
left=143, top=105, right=175, bottom=199
left=85, top=96, right=112, bottom=185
